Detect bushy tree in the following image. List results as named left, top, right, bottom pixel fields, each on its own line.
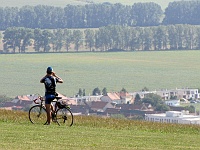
left=120, top=88, right=127, bottom=93
left=77, top=88, right=83, bottom=96
left=92, top=87, right=101, bottom=95
left=102, top=87, right=107, bottom=96
left=142, top=93, right=171, bottom=111
left=184, top=105, right=195, bottom=113
left=142, top=93, right=162, bottom=107
left=142, top=87, right=149, bottom=92
left=134, top=93, right=142, bottom=104
left=155, top=104, right=170, bottom=111
left=73, top=30, right=83, bottom=51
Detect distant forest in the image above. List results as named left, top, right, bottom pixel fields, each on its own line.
left=2, top=24, right=200, bottom=53
left=0, top=1, right=200, bottom=29
left=1, top=1, right=200, bottom=53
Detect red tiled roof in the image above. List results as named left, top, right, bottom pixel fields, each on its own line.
left=116, top=103, right=152, bottom=110
left=16, top=100, right=33, bottom=106
left=3, top=102, right=15, bottom=107
left=105, top=108, right=120, bottom=114
left=107, top=92, right=120, bottom=100
left=117, top=92, right=131, bottom=97
left=15, top=95, right=30, bottom=101
left=116, top=104, right=134, bottom=110
left=90, top=101, right=109, bottom=109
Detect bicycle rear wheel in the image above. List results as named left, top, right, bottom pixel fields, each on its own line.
left=29, top=105, right=47, bottom=125
left=56, top=108, right=73, bottom=127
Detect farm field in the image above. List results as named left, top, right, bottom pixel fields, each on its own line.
left=0, top=109, right=200, bottom=150
left=0, top=0, right=181, bottom=9
left=0, top=50, right=200, bottom=98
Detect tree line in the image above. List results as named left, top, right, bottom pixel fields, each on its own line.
left=2, top=24, right=200, bottom=53
left=0, top=1, right=200, bottom=30
left=0, top=3, right=162, bottom=30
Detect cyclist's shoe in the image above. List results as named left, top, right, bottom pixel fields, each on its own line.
left=44, top=122, right=50, bottom=125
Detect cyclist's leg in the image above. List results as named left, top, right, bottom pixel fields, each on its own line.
left=45, top=104, right=51, bottom=124
left=45, top=94, right=55, bottom=125
left=51, top=104, right=54, bottom=113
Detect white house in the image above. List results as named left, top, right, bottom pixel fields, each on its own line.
left=165, top=99, right=180, bottom=106
left=130, top=88, right=200, bottom=101
left=75, top=95, right=103, bottom=105
left=145, top=111, right=200, bottom=125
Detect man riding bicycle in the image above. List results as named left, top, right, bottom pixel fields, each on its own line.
left=40, top=67, right=63, bottom=125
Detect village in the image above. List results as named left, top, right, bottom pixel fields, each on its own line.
left=1, top=87, right=200, bottom=125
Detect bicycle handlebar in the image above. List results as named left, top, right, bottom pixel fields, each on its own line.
left=33, top=96, right=44, bottom=104
left=32, top=95, right=64, bottom=104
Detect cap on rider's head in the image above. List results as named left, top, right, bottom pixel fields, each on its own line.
left=46, top=66, right=53, bottom=74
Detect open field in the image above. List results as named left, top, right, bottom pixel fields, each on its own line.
left=0, top=109, right=200, bottom=150
left=1, top=50, right=200, bottom=98
left=0, top=0, right=181, bottom=9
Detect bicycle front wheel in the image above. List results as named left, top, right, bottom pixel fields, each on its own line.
left=29, top=105, right=47, bottom=125
left=56, top=108, right=73, bottom=127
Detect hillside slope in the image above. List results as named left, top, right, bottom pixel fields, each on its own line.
left=1, top=110, right=200, bottom=150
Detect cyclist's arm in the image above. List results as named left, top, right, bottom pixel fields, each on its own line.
left=57, top=77, right=63, bottom=83
left=40, top=75, right=47, bottom=83
left=52, top=72, right=63, bottom=83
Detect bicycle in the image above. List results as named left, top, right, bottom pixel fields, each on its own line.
left=28, top=94, right=73, bottom=127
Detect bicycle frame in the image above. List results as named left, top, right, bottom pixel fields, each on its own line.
left=33, top=96, right=45, bottom=117
left=29, top=94, right=73, bottom=126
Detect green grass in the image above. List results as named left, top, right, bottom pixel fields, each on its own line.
left=1, top=50, right=200, bottom=98
left=1, top=109, right=200, bottom=150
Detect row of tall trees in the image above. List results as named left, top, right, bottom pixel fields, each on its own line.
left=3, top=27, right=82, bottom=53
left=1, top=1, right=200, bottom=30
left=163, top=1, right=200, bottom=25
left=0, top=2, right=172, bottom=30
left=0, top=2, right=162, bottom=30
left=3, top=24, right=200, bottom=53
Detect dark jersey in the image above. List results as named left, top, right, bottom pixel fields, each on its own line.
left=41, top=76, right=59, bottom=94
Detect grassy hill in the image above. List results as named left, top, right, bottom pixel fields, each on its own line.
left=0, top=0, right=182, bottom=9
left=0, top=109, right=200, bottom=150
left=1, top=50, right=200, bottom=98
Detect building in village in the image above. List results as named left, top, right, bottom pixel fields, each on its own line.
left=101, top=92, right=134, bottom=104
left=1, top=88, right=200, bottom=122
left=164, top=99, right=180, bottom=106
left=145, top=111, right=200, bottom=125
left=130, top=88, right=199, bottom=101
left=2, top=95, right=33, bottom=110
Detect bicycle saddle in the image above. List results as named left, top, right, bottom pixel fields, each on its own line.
left=55, top=96, right=62, bottom=100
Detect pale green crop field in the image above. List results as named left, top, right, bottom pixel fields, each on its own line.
left=0, top=50, right=200, bottom=98
left=0, top=0, right=180, bottom=9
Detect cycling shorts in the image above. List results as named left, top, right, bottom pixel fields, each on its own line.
left=45, top=93, right=56, bottom=104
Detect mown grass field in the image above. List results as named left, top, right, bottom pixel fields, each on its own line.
left=0, top=109, right=200, bottom=150
left=1, top=50, right=200, bottom=98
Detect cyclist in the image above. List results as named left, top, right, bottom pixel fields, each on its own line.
left=40, top=67, right=63, bottom=125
